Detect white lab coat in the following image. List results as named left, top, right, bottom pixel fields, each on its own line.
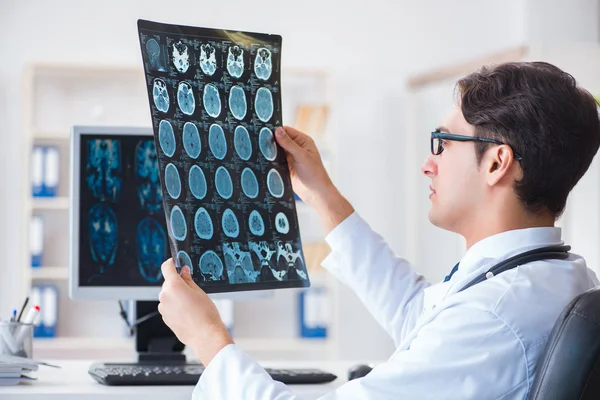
left=193, top=212, right=599, bottom=399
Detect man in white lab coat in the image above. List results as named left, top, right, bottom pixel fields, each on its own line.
left=157, top=61, right=600, bottom=399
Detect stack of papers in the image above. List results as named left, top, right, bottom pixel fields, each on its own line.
left=0, top=354, right=59, bottom=386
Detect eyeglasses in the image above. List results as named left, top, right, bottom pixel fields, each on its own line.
left=431, top=130, right=523, bottom=161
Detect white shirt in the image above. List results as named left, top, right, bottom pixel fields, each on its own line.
left=193, top=212, right=599, bottom=399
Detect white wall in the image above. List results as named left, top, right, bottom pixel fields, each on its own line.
left=0, top=0, right=526, bottom=360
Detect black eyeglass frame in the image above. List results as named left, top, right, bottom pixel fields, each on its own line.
left=430, top=130, right=523, bottom=161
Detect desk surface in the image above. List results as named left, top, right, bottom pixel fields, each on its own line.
left=0, top=359, right=352, bottom=400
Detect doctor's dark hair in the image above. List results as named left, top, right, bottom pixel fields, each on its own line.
left=457, top=61, right=600, bottom=217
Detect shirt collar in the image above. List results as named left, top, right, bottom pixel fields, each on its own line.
left=454, top=227, right=563, bottom=281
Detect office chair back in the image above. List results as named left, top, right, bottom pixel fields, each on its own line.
left=528, top=286, right=600, bottom=400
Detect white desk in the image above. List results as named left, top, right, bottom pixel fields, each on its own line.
left=0, top=359, right=353, bottom=399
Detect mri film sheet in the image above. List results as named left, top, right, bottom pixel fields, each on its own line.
left=137, top=19, right=309, bottom=294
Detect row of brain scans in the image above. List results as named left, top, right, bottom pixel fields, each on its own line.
left=152, top=79, right=274, bottom=123
left=146, top=36, right=273, bottom=81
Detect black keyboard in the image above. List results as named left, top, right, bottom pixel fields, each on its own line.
left=88, top=362, right=338, bottom=386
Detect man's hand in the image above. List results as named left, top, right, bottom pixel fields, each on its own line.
left=275, top=126, right=354, bottom=234
left=158, top=260, right=233, bottom=366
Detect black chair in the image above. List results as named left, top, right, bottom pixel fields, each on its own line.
left=529, top=286, right=600, bottom=399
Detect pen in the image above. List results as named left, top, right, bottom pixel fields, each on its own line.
left=14, top=305, right=41, bottom=346
left=10, top=310, right=16, bottom=322
left=16, top=297, right=29, bottom=322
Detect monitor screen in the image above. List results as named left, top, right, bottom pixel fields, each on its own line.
left=69, top=126, right=274, bottom=300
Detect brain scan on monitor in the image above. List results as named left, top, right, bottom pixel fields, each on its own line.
left=76, top=129, right=169, bottom=288
left=139, top=20, right=309, bottom=294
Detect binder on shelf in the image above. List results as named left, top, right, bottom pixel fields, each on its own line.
left=30, top=285, right=58, bottom=338
left=214, top=299, right=235, bottom=336
left=298, top=286, right=329, bottom=338
left=40, top=286, right=58, bottom=338
left=30, top=216, right=44, bottom=268
left=31, top=146, right=59, bottom=197
left=30, top=286, right=43, bottom=338
left=31, top=146, right=44, bottom=197
left=44, top=147, right=59, bottom=197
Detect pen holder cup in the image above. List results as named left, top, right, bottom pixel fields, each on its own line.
left=0, top=322, right=34, bottom=358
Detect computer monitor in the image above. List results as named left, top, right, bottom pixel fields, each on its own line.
left=69, top=125, right=274, bottom=301
left=68, top=125, right=271, bottom=363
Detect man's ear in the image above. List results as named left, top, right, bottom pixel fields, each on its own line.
left=485, top=145, right=519, bottom=187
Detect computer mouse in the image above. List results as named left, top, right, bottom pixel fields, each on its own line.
left=347, top=363, right=374, bottom=380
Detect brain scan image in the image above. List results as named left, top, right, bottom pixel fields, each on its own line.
left=194, top=207, right=214, bottom=240
left=221, top=208, right=240, bottom=238
left=199, top=43, right=217, bottom=76
left=199, top=250, right=224, bottom=280
left=136, top=217, right=167, bottom=282
left=169, top=205, right=187, bottom=241
left=275, top=212, right=290, bottom=234
left=248, top=241, right=282, bottom=281
left=234, top=126, right=252, bottom=161
left=229, top=86, right=247, bottom=120
left=276, top=241, right=306, bottom=280
left=258, top=127, right=277, bottom=161
left=248, top=210, right=265, bottom=236
left=153, top=78, right=170, bottom=113
left=182, top=122, right=201, bottom=159
left=267, top=168, right=284, bottom=198
left=86, top=139, right=122, bottom=202
left=135, top=140, right=163, bottom=215
left=145, top=38, right=166, bottom=72
left=172, top=41, right=190, bottom=73
left=176, top=250, right=193, bottom=273
left=208, top=123, right=227, bottom=160
left=223, top=242, right=256, bottom=283
left=88, top=203, right=118, bottom=270
left=255, top=87, right=274, bottom=122
left=164, top=163, right=181, bottom=199
left=215, top=166, right=233, bottom=199
left=226, top=46, right=244, bottom=78
left=189, top=165, right=207, bottom=200
left=203, top=83, right=221, bottom=118
left=241, top=167, right=259, bottom=199
left=158, top=120, right=176, bottom=157
left=254, top=47, right=272, bottom=80
left=177, top=81, right=195, bottom=115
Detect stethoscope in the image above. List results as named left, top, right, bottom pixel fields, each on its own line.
left=458, top=245, right=572, bottom=293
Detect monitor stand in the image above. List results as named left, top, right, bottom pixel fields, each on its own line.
left=135, top=300, right=187, bottom=364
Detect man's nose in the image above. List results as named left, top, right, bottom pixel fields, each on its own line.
left=421, top=154, right=437, bottom=176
